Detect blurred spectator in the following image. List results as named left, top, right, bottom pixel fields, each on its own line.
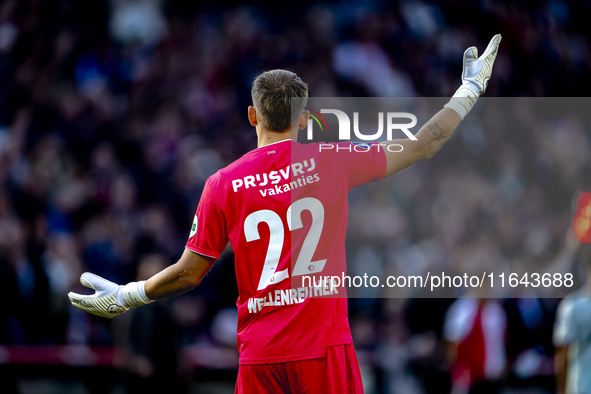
left=124, top=254, right=184, bottom=394
left=554, top=245, right=591, bottom=394
left=110, top=0, right=167, bottom=47
left=444, top=298, right=507, bottom=394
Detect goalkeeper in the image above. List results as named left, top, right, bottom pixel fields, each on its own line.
left=69, top=34, right=501, bottom=393
left=68, top=31, right=501, bottom=331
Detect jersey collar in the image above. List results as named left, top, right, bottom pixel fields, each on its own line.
left=257, top=139, right=292, bottom=149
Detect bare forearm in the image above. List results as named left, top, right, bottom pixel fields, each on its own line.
left=415, top=107, right=462, bottom=160
left=144, top=263, right=196, bottom=300
left=383, top=107, right=462, bottom=177
left=145, top=249, right=214, bottom=300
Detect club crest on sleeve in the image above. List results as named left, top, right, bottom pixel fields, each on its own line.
left=189, top=215, right=198, bottom=239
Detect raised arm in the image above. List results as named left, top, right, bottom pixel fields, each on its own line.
left=383, top=34, right=501, bottom=178
left=68, top=249, right=214, bottom=318
left=383, top=108, right=461, bottom=177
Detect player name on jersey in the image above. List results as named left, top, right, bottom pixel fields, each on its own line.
left=247, top=284, right=339, bottom=314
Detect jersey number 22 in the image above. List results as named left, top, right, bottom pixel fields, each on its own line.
left=244, top=197, right=326, bottom=290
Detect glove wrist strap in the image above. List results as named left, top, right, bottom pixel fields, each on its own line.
left=444, top=86, right=479, bottom=120
left=119, top=281, right=153, bottom=308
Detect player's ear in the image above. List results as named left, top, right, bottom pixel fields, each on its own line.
left=298, top=110, right=309, bottom=130
left=248, top=106, right=257, bottom=127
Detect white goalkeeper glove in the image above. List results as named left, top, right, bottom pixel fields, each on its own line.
left=68, top=272, right=152, bottom=318
left=445, top=34, right=502, bottom=119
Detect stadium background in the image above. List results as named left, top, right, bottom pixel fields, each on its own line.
left=0, top=0, right=590, bottom=393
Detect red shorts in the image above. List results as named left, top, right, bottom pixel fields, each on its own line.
left=235, top=344, right=363, bottom=394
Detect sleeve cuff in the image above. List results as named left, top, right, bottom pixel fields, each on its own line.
left=185, top=245, right=221, bottom=260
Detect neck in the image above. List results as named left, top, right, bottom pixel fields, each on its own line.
left=257, top=129, right=296, bottom=148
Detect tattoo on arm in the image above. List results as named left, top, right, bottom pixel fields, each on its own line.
left=427, top=122, right=447, bottom=147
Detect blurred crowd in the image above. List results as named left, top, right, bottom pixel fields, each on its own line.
left=0, top=0, right=591, bottom=393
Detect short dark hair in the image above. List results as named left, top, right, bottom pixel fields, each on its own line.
left=251, top=70, right=308, bottom=132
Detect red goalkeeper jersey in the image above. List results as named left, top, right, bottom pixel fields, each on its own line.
left=186, top=139, right=386, bottom=364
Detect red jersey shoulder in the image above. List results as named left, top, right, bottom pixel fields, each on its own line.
left=217, top=142, right=294, bottom=195
left=185, top=171, right=229, bottom=260
left=201, top=170, right=229, bottom=208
